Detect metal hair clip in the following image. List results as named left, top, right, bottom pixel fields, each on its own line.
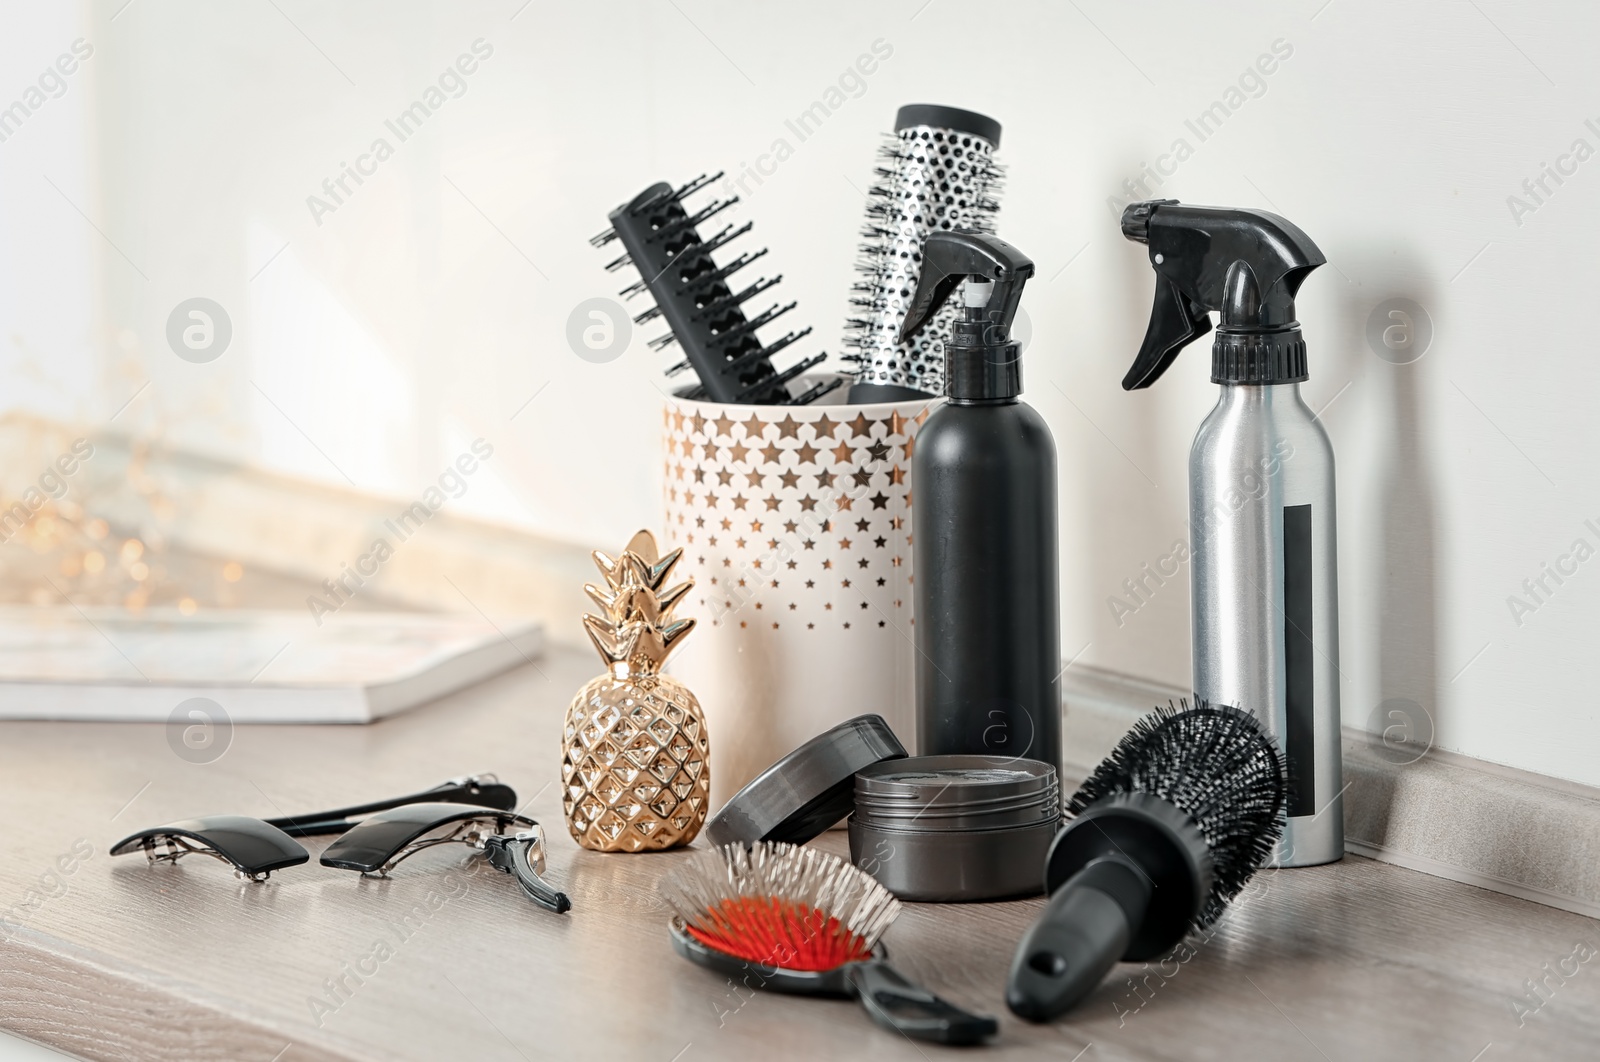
left=109, top=776, right=516, bottom=883
left=320, top=803, right=571, bottom=913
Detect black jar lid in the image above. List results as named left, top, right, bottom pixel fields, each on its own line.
left=703, top=714, right=907, bottom=848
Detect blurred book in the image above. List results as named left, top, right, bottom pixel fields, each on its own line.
left=0, top=608, right=543, bottom=723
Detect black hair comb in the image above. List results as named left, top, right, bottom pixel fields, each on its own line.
left=592, top=173, right=841, bottom=405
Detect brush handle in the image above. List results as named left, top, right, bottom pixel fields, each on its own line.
left=1006, top=856, right=1152, bottom=1022
left=845, top=959, right=998, bottom=1045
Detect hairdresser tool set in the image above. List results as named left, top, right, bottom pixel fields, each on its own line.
left=623, top=158, right=1344, bottom=1037
left=108, top=105, right=1358, bottom=1050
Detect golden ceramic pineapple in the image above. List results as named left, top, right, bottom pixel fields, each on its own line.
left=561, top=530, right=709, bottom=852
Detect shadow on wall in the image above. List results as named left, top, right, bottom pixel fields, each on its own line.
left=1342, top=255, right=1441, bottom=838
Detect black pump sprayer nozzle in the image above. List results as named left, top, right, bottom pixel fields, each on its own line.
left=901, top=230, right=1035, bottom=401
left=1120, top=200, right=1325, bottom=390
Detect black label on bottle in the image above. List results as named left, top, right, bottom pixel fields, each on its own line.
left=1283, top=503, right=1316, bottom=818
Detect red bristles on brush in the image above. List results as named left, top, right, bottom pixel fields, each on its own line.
left=685, top=896, right=873, bottom=970
left=663, top=842, right=901, bottom=972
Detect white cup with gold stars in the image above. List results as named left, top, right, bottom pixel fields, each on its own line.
left=661, top=381, right=933, bottom=809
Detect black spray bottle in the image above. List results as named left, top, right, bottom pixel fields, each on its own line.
left=1119, top=200, right=1341, bottom=867
left=900, top=231, right=1060, bottom=774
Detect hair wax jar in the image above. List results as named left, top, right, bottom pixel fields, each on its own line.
left=847, top=755, right=1060, bottom=902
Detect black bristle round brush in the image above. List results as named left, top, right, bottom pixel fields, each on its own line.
left=1007, top=699, right=1286, bottom=1022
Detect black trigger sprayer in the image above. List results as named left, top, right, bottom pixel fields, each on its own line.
left=1119, top=200, right=1342, bottom=868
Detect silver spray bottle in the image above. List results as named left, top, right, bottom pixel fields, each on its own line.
left=1120, top=200, right=1342, bottom=867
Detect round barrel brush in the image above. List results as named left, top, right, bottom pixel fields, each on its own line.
left=843, top=104, right=1004, bottom=402
left=1007, top=700, right=1286, bottom=1022
left=664, top=841, right=998, bottom=1045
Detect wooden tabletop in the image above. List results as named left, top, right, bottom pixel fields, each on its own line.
left=1, top=644, right=1597, bottom=1061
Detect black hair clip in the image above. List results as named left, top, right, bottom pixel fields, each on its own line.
left=109, top=776, right=516, bottom=883
left=321, top=803, right=572, bottom=914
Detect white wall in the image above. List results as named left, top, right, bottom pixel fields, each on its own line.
left=5, top=0, right=1600, bottom=786
left=0, top=3, right=99, bottom=428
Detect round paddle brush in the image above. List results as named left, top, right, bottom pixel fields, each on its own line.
left=664, top=842, right=997, bottom=1045
left=1007, top=700, right=1286, bottom=1022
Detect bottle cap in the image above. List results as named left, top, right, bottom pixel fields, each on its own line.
left=703, top=715, right=907, bottom=847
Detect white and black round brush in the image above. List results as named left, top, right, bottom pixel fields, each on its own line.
left=1007, top=700, right=1286, bottom=1022
left=843, top=104, right=1003, bottom=402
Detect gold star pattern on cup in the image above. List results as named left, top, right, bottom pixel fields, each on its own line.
left=661, top=401, right=922, bottom=630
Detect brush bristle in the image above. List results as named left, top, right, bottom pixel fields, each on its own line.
left=842, top=126, right=1004, bottom=392
left=663, top=842, right=901, bottom=971
left=1068, top=699, right=1286, bottom=928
